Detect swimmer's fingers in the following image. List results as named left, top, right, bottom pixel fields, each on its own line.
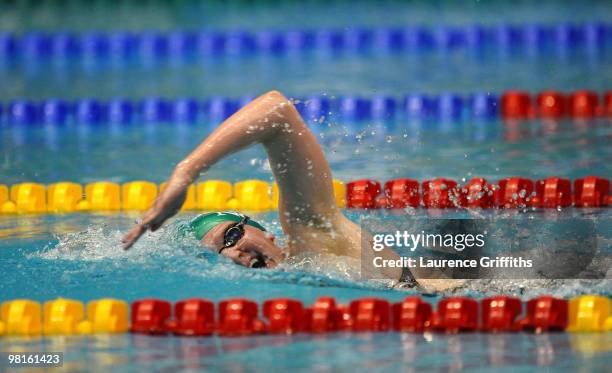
left=121, top=207, right=161, bottom=249
left=121, top=223, right=147, bottom=250
left=122, top=187, right=185, bottom=249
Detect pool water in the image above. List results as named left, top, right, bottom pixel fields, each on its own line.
left=1, top=117, right=611, bottom=371
left=1, top=1, right=612, bottom=371
left=2, top=332, right=612, bottom=372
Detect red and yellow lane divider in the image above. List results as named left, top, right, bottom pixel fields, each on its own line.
left=0, top=295, right=611, bottom=337
left=0, top=176, right=609, bottom=215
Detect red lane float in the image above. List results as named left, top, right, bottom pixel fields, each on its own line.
left=305, top=297, right=342, bottom=333
left=496, top=177, right=534, bottom=208
left=517, top=296, right=568, bottom=333
left=536, top=91, right=567, bottom=119
left=604, top=91, right=612, bottom=118
left=343, top=176, right=609, bottom=209
left=378, top=178, right=420, bottom=208
left=422, top=178, right=464, bottom=208
left=337, top=304, right=353, bottom=330
left=501, top=91, right=533, bottom=120
left=263, top=298, right=304, bottom=334
left=534, top=177, right=572, bottom=208
left=574, top=176, right=610, bottom=207
left=347, top=179, right=381, bottom=209
left=499, top=89, right=610, bottom=119
left=217, top=299, right=264, bottom=336
left=168, top=298, right=215, bottom=336
left=431, top=297, right=479, bottom=333
left=480, top=296, right=522, bottom=332
left=130, top=299, right=171, bottom=335
left=463, top=178, right=495, bottom=208
left=349, top=297, right=391, bottom=332
left=569, top=90, right=599, bottom=119
left=392, top=297, right=432, bottom=332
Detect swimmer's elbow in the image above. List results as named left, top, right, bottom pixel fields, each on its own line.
left=264, top=90, right=288, bottom=102
left=263, top=90, right=295, bottom=113
left=259, top=89, right=302, bottom=123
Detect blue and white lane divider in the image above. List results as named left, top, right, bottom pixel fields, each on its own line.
left=0, top=23, right=610, bottom=63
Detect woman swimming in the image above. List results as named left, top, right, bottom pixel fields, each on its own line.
left=122, top=91, right=458, bottom=291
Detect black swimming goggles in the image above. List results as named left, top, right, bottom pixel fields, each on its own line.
left=218, top=215, right=250, bottom=254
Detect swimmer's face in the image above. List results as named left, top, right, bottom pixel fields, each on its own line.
left=201, top=222, right=284, bottom=269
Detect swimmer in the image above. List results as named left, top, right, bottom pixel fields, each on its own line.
left=122, top=91, right=460, bottom=292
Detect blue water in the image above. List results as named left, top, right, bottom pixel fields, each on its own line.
left=2, top=49, right=611, bottom=100
left=2, top=1, right=612, bottom=371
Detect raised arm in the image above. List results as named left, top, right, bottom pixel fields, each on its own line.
left=122, top=90, right=339, bottom=249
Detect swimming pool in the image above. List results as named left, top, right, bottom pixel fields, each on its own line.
left=1, top=1, right=612, bottom=372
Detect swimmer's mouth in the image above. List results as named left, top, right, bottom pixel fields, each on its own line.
left=249, top=253, right=267, bottom=268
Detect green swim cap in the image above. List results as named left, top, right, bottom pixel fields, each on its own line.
left=188, top=212, right=266, bottom=241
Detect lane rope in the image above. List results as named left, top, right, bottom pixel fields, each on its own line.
left=1, top=176, right=609, bottom=214
left=1, top=90, right=611, bottom=125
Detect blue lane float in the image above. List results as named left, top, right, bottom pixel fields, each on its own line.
left=314, top=29, right=345, bottom=51
left=49, top=32, right=80, bottom=59
left=170, top=98, right=200, bottom=123
left=337, top=96, right=371, bottom=121
left=284, top=30, right=314, bottom=51
left=40, top=99, right=70, bottom=125
left=0, top=23, right=609, bottom=63
left=196, top=32, right=225, bottom=56
left=434, top=93, right=464, bottom=121
left=495, top=25, right=524, bottom=50
left=296, top=96, right=330, bottom=121
left=584, top=23, right=607, bottom=49
left=107, top=32, right=136, bottom=60
left=224, top=31, right=256, bottom=56
left=432, top=26, right=465, bottom=50
left=205, top=97, right=237, bottom=122
left=80, top=32, right=108, bottom=59
left=75, top=99, right=106, bottom=125
left=167, top=31, right=197, bottom=57
left=8, top=100, right=38, bottom=125
left=469, top=93, right=499, bottom=120
left=140, top=97, right=171, bottom=123
left=403, top=94, right=434, bottom=120
left=464, top=25, right=489, bottom=49
left=255, top=30, right=286, bottom=54
left=523, top=24, right=551, bottom=53
left=371, top=96, right=396, bottom=120
left=108, top=99, right=134, bottom=125
left=0, top=32, right=18, bottom=58
left=343, top=28, right=373, bottom=52
left=403, top=27, right=434, bottom=50
left=22, top=32, right=52, bottom=59
left=372, top=27, right=404, bottom=51
left=138, top=32, right=170, bottom=59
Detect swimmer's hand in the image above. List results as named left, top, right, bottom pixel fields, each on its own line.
left=122, top=181, right=187, bottom=250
